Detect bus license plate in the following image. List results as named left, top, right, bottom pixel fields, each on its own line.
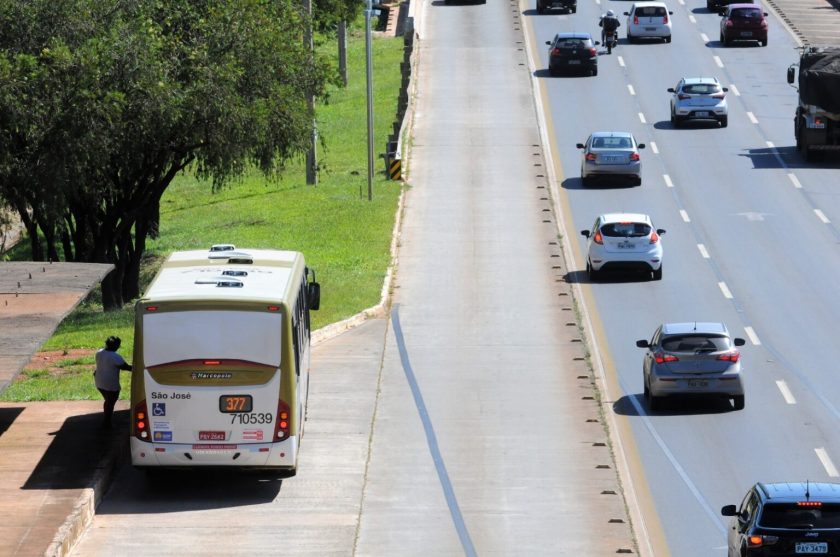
left=220, top=395, right=253, bottom=413
left=688, top=380, right=709, bottom=387
left=199, top=431, right=226, bottom=441
left=796, top=542, right=828, bottom=554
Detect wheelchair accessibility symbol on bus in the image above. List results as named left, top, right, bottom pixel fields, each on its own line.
left=152, top=403, right=166, bottom=417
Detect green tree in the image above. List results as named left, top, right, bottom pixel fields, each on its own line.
left=0, top=0, right=329, bottom=309
left=313, top=0, right=364, bottom=34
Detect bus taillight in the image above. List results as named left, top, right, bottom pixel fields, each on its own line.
left=134, top=400, right=150, bottom=442
left=273, top=399, right=291, bottom=441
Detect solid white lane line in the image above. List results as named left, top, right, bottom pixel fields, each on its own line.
left=714, top=55, right=724, bottom=68
left=701, top=33, right=710, bottom=43
left=689, top=14, right=696, bottom=23
left=729, top=83, right=741, bottom=96
left=697, top=244, right=710, bottom=259
left=788, top=173, right=803, bottom=189
left=628, top=84, right=636, bottom=96
left=776, top=380, right=797, bottom=405
left=650, top=141, right=659, bottom=154
left=815, top=209, right=831, bottom=224
left=663, top=174, right=674, bottom=188
left=617, top=55, right=626, bottom=67
left=638, top=112, right=647, bottom=124
left=766, top=140, right=775, bottom=149
left=747, top=111, right=759, bottom=124
left=816, top=448, right=840, bottom=477
left=744, top=326, right=761, bottom=346
left=680, top=210, right=690, bottom=222
left=718, top=282, right=733, bottom=299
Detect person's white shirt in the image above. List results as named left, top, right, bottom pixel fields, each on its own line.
left=94, top=349, right=128, bottom=391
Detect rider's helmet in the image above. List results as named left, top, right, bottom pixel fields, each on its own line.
left=607, top=9, right=615, bottom=16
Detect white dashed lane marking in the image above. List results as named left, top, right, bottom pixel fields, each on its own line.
left=788, top=173, right=803, bottom=189
left=714, top=55, right=724, bottom=68
left=729, top=84, right=740, bottom=96
left=747, top=112, right=759, bottom=124
left=638, top=112, right=647, bottom=124
left=628, top=84, right=636, bottom=96
left=650, top=141, right=659, bottom=154
left=816, top=448, right=840, bottom=477
left=680, top=210, right=690, bottom=222
left=701, top=33, right=710, bottom=43
left=718, top=281, right=733, bottom=299
left=744, top=326, right=761, bottom=346
left=663, top=174, right=674, bottom=188
left=815, top=209, right=830, bottom=224
left=689, top=14, right=696, bottom=23
left=617, top=55, right=626, bottom=67
left=775, top=380, right=796, bottom=405
left=766, top=141, right=775, bottom=149
left=697, top=244, right=710, bottom=259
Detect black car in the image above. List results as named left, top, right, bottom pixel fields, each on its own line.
left=722, top=482, right=840, bottom=556
left=537, top=0, right=577, bottom=14
left=707, top=0, right=754, bottom=12
left=545, top=33, right=599, bottom=77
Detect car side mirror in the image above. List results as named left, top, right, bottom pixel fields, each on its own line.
left=576, top=143, right=585, bottom=149
left=656, top=228, right=666, bottom=234
left=723, top=87, right=729, bottom=92
left=636, top=340, right=650, bottom=348
left=638, top=143, right=646, bottom=149
left=623, top=11, right=629, bottom=15
left=581, top=230, right=591, bottom=238
left=721, top=504, right=738, bottom=517
left=594, top=41, right=601, bottom=45
left=764, top=12, right=768, bottom=16
left=787, top=66, right=795, bottom=84
left=668, top=10, right=674, bottom=14
left=719, top=10, right=726, bottom=15
left=734, top=338, right=746, bottom=347
left=667, top=87, right=675, bottom=93
left=546, top=41, right=552, bottom=45
left=308, top=282, right=321, bottom=311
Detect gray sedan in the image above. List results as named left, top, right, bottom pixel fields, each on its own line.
left=636, top=322, right=746, bottom=411
left=577, top=131, right=644, bottom=186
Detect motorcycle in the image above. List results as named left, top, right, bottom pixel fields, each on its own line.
left=604, top=29, right=618, bottom=54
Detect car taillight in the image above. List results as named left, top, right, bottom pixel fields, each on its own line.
left=633, top=15, right=639, bottom=24
left=630, top=152, right=640, bottom=162
left=273, top=399, right=291, bottom=441
left=552, top=48, right=561, bottom=55
left=678, top=94, right=691, bottom=100
left=588, top=47, right=597, bottom=56
left=649, top=230, right=659, bottom=244
left=134, top=399, right=149, bottom=442
left=585, top=153, right=596, bottom=161
left=655, top=353, right=678, bottom=364
left=761, top=20, right=767, bottom=28
left=815, top=116, right=824, bottom=126
left=593, top=230, right=603, bottom=244
left=798, top=501, right=823, bottom=507
left=712, top=93, right=726, bottom=99
left=726, top=19, right=733, bottom=26
left=717, top=351, right=741, bottom=363
left=663, top=14, right=668, bottom=24
left=747, top=535, right=779, bottom=547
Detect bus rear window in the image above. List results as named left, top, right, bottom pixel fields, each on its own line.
left=143, top=310, right=283, bottom=367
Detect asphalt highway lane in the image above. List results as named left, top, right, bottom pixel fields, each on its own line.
left=525, top=0, right=840, bottom=554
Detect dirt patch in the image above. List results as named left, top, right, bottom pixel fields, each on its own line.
left=24, top=349, right=96, bottom=375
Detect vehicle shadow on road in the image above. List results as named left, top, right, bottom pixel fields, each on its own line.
left=0, top=406, right=24, bottom=438
left=691, top=7, right=719, bottom=14
left=653, top=120, right=722, bottom=130
left=533, top=69, right=594, bottom=79
left=741, top=146, right=840, bottom=170
left=564, top=270, right=653, bottom=284
left=613, top=394, right=737, bottom=416
left=562, top=176, right=638, bottom=190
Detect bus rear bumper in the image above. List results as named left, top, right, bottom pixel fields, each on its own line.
left=131, top=436, right=298, bottom=469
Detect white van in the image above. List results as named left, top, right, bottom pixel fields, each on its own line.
left=625, top=2, right=674, bottom=43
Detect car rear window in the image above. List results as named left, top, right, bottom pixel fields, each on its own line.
left=600, top=222, right=651, bottom=238
left=635, top=6, right=667, bottom=17
left=592, top=136, right=633, bottom=148
left=682, top=83, right=722, bottom=95
left=731, top=7, right=761, bottom=18
left=759, top=504, right=840, bottom=529
left=557, top=38, right=589, bottom=48
left=660, top=335, right=730, bottom=352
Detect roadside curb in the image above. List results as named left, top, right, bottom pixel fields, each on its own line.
left=45, top=422, right=129, bottom=557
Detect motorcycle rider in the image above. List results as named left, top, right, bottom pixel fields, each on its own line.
left=599, top=10, right=621, bottom=46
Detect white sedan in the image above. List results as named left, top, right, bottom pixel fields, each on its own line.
left=669, top=77, right=729, bottom=128
left=581, top=213, right=666, bottom=281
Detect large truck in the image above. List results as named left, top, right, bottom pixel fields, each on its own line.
left=787, top=45, right=840, bottom=161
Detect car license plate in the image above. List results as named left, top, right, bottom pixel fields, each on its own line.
left=695, top=111, right=710, bottom=117
left=645, top=27, right=656, bottom=31
left=618, top=242, right=635, bottom=249
left=603, top=155, right=622, bottom=163
left=199, top=431, right=226, bottom=441
left=687, top=379, right=709, bottom=387
left=796, top=542, right=828, bottom=554
left=741, top=31, right=753, bottom=37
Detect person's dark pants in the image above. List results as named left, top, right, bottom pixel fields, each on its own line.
left=98, top=388, right=120, bottom=427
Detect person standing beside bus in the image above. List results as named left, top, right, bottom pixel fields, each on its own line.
left=94, top=336, right=132, bottom=428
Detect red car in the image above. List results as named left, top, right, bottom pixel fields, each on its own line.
left=719, top=3, right=768, bottom=46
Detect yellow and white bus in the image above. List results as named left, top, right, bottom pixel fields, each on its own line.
left=130, top=245, right=320, bottom=475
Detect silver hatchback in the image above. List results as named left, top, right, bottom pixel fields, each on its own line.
left=636, top=322, right=746, bottom=411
